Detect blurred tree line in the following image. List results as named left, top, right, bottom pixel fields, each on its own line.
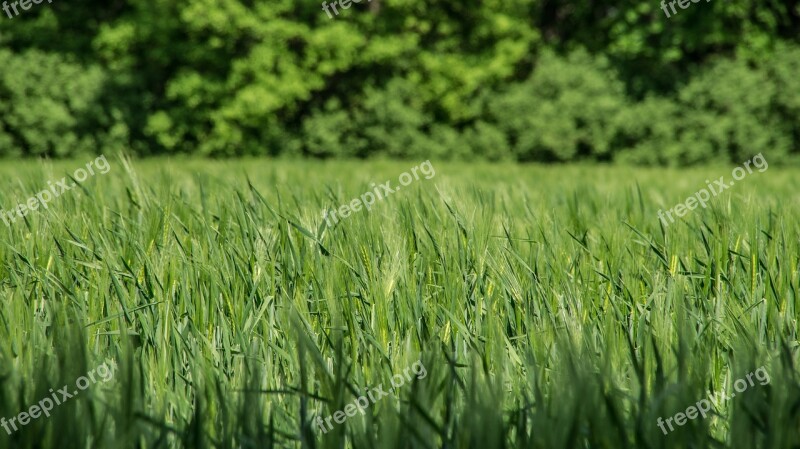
left=0, top=0, right=798, bottom=164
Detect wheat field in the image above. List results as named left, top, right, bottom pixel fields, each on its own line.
left=0, top=156, right=798, bottom=449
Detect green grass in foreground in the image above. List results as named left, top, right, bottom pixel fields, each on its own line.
left=0, top=156, right=799, bottom=449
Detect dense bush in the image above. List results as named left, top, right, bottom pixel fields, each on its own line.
left=613, top=47, right=800, bottom=165
left=0, top=50, right=128, bottom=158
left=487, top=50, right=628, bottom=162
left=0, top=0, right=797, bottom=164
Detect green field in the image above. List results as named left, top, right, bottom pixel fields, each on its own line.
left=0, top=157, right=798, bottom=448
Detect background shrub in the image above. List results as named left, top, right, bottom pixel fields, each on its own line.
left=488, top=50, right=628, bottom=162
left=0, top=50, right=127, bottom=158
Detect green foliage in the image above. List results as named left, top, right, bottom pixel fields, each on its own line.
left=0, top=0, right=798, bottom=163
left=304, top=99, right=359, bottom=158
left=464, top=122, right=511, bottom=161
left=488, top=50, right=628, bottom=162
left=613, top=96, right=696, bottom=166
left=0, top=49, right=128, bottom=158
left=354, top=79, right=434, bottom=159
left=613, top=47, right=800, bottom=165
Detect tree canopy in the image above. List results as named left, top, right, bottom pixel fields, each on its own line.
left=0, top=0, right=798, bottom=164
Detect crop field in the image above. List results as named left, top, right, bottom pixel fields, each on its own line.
left=0, top=156, right=799, bottom=449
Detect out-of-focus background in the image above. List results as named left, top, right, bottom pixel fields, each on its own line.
left=0, top=0, right=798, bottom=165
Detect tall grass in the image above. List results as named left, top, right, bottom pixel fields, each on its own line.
left=0, top=156, right=798, bottom=449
